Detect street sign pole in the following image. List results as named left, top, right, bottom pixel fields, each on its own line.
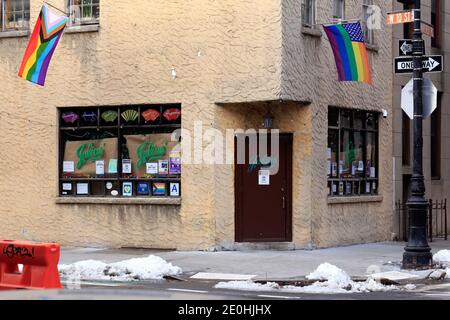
left=403, top=0, right=432, bottom=269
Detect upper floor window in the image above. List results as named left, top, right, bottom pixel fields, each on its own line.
left=362, top=0, right=374, bottom=45
left=302, top=0, right=315, bottom=28
left=66, top=0, right=99, bottom=26
left=0, top=0, right=29, bottom=32
left=333, top=0, right=345, bottom=21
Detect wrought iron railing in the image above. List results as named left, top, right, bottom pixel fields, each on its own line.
left=396, top=199, right=447, bottom=242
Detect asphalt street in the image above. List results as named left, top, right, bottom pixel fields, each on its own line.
left=0, top=277, right=449, bottom=300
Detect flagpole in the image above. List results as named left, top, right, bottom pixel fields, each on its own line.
left=311, top=19, right=361, bottom=27
left=43, top=1, right=69, bottom=16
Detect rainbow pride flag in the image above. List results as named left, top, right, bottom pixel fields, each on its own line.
left=323, top=22, right=372, bottom=84
left=18, top=4, right=68, bottom=86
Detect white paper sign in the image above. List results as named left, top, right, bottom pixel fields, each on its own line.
left=96, top=160, right=105, bottom=175
left=370, top=167, right=376, bottom=178
left=366, top=182, right=371, bottom=194
left=358, top=161, right=364, bottom=172
left=170, top=182, right=180, bottom=196
left=122, top=159, right=132, bottom=174
left=146, top=163, right=158, bottom=174
left=76, top=183, right=89, bottom=195
left=63, top=161, right=75, bottom=173
left=62, top=183, right=72, bottom=191
left=327, top=148, right=332, bottom=160
left=258, top=170, right=270, bottom=185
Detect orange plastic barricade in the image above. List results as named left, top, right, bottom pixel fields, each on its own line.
left=0, top=240, right=62, bottom=290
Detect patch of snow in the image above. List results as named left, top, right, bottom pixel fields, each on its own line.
left=59, top=255, right=182, bottom=281
left=433, top=250, right=450, bottom=266
left=215, top=263, right=405, bottom=295
left=428, top=270, right=447, bottom=280
left=404, top=284, right=416, bottom=291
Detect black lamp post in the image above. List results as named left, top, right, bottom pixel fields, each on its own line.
left=402, top=0, right=433, bottom=269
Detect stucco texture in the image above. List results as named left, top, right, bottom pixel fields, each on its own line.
left=0, top=0, right=393, bottom=250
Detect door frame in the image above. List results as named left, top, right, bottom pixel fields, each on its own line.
left=234, top=132, right=293, bottom=242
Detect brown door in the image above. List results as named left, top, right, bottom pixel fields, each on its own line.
left=235, top=133, right=292, bottom=242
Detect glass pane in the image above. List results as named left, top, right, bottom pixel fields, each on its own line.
left=328, top=108, right=339, bottom=127
left=354, top=111, right=364, bottom=129
left=92, top=4, right=99, bottom=19
left=366, top=132, right=376, bottom=178
left=328, top=129, right=339, bottom=178
left=366, top=112, right=377, bottom=130
left=340, top=130, right=364, bottom=179
left=340, top=110, right=351, bottom=128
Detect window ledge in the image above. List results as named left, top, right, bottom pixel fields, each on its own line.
left=0, top=30, right=29, bottom=39
left=301, top=26, right=322, bottom=38
left=328, top=195, right=383, bottom=205
left=55, top=197, right=181, bottom=205
left=366, top=43, right=379, bottom=52
left=65, top=24, right=100, bottom=34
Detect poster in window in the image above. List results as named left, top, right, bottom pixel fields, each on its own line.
left=137, top=182, right=150, bottom=195
left=63, top=161, right=75, bottom=173
left=158, top=160, right=169, bottom=174
left=63, top=138, right=118, bottom=177
left=108, top=159, right=118, bottom=174
left=146, top=162, right=158, bottom=175
left=170, top=182, right=180, bottom=197
left=122, top=159, right=132, bottom=174
left=122, top=182, right=133, bottom=197
left=152, top=182, right=166, bottom=196
left=124, top=134, right=179, bottom=178
left=76, top=183, right=89, bottom=195
left=169, top=153, right=181, bottom=175
left=96, top=160, right=105, bottom=175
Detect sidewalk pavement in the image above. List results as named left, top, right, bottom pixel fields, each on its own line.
left=60, top=240, right=450, bottom=281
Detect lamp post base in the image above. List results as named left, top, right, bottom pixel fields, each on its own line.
left=402, top=251, right=433, bottom=270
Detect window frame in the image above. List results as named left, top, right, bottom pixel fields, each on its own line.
left=58, top=104, right=182, bottom=199
left=332, top=0, right=345, bottom=21
left=362, top=0, right=374, bottom=45
left=66, top=0, right=100, bottom=27
left=327, top=107, right=380, bottom=197
left=302, top=0, right=315, bottom=28
left=0, top=0, right=30, bottom=32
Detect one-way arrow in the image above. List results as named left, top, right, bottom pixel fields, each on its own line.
left=394, top=55, right=443, bottom=74
left=400, top=41, right=412, bottom=55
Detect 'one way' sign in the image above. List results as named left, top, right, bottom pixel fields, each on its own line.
left=394, top=55, right=443, bottom=74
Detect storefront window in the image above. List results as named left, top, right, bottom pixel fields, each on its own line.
left=58, top=105, right=181, bottom=198
left=327, top=107, right=379, bottom=197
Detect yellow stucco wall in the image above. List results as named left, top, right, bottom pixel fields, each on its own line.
left=0, top=0, right=393, bottom=250
left=0, top=0, right=282, bottom=249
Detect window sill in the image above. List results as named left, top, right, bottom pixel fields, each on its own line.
left=301, top=26, right=322, bottom=38
left=365, top=43, right=379, bottom=53
left=328, top=195, right=383, bottom=205
left=0, top=30, right=29, bottom=39
left=65, top=24, right=100, bottom=34
left=55, top=197, right=181, bottom=205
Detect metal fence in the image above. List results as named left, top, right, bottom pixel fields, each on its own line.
left=396, top=199, right=447, bottom=242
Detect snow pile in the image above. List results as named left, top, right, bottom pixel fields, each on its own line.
left=433, top=250, right=450, bottom=267
left=215, top=263, right=403, bottom=294
left=59, top=255, right=182, bottom=281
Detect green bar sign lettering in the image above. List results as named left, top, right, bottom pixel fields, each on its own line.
left=137, top=142, right=167, bottom=168
left=76, top=143, right=105, bottom=169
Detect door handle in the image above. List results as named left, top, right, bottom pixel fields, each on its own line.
left=282, top=196, right=286, bottom=209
